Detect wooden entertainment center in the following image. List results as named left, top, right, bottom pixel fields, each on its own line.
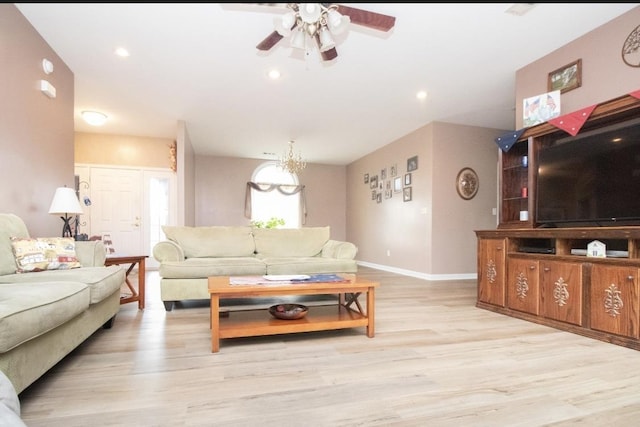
left=476, top=93, right=640, bottom=350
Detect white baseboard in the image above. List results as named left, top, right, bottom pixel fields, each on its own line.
left=356, top=261, right=477, bottom=281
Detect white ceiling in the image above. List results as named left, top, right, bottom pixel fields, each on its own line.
left=16, top=3, right=639, bottom=166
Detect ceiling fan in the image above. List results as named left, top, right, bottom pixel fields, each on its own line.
left=256, top=3, right=396, bottom=61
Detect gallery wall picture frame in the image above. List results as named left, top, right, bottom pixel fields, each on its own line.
left=370, top=175, right=378, bottom=189
left=376, top=193, right=382, bottom=203
left=390, top=164, right=397, bottom=177
left=393, top=176, right=402, bottom=193
left=403, top=187, right=412, bottom=202
left=548, top=59, right=582, bottom=94
left=407, top=155, right=418, bottom=172
left=364, top=173, right=369, bottom=184
left=371, top=190, right=376, bottom=200
left=381, top=168, right=387, bottom=180
left=404, top=173, right=412, bottom=186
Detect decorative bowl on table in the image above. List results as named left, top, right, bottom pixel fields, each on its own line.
left=269, top=303, right=308, bottom=320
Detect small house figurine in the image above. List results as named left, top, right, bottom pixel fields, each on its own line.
left=587, top=240, right=606, bottom=258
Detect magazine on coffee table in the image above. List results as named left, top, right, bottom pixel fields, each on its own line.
left=230, top=274, right=349, bottom=286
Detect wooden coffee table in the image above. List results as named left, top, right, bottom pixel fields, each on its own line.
left=208, top=275, right=379, bottom=352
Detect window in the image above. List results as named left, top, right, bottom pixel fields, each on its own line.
left=250, top=162, right=302, bottom=228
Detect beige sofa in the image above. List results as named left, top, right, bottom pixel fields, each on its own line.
left=153, top=226, right=358, bottom=311
left=0, top=213, right=125, bottom=394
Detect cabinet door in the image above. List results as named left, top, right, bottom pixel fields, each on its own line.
left=540, top=260, right=583, bottom=326
left=478, top=239, right=506, bottom=307
left=590, top=265, right=640, bottom=339
left=507, top=258, right=539, bottom=315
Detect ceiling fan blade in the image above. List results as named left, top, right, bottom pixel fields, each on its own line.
left=336, top=5, right=396, bottom=32
left=320, top=48, right=338, bottom=61
left=256, top=31, right=284, bottom=51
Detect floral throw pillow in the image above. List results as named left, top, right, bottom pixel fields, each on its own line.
left=10, top=237, right=82, bottom=273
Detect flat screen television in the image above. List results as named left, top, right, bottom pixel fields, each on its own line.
left=536, top=117, right=640, bottom=227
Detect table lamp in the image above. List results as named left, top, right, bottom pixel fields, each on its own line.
left=48, top=186, right=83, bottom=238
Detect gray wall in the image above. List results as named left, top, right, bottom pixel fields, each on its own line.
left=194, top=156, right=347, bottom=241
left=515, top=6, right=640, bottom=129
left=347, top=122, right=501, bottom=279
left=0, top=4, right=75, bottom=236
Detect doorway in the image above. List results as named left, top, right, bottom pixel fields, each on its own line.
left=75, top=164, right=177, bottom=269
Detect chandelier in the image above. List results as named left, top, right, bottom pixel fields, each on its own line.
left=274, top=3, right=351, bottom=53
left=278, top=141, right=307, bottom=174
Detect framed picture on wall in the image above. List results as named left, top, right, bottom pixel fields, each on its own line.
left=403, top=187, right=412, bottom=202
left=370, top=175, right=378, bottom=189
left=404, top=173, right=411, bottom=186
left=394, top=176, right=402, bottom=193
left=407, top=156, right=418, bottom=172
left=364, top=173, right=369, bottom=184
left=548, top=59, right=582, bottom=94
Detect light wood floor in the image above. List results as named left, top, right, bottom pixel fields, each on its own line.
left=18, top=267, right=640, bottom=426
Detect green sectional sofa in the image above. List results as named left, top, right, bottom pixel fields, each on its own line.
left=153, top=225, right=358, bottom=311
left=0, top=213, right=125, bottom=394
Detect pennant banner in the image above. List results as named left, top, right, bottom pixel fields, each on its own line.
left=630, top=89, right=640, bottom=100
left=547, top=104, right=597, bottom=137
left=494, top=129, right=526, bottom=152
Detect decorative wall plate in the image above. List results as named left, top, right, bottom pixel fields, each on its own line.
left=456, top=167, right=479, bottom=200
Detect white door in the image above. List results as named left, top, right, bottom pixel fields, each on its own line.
left=90, top=168, right=143, bottom=256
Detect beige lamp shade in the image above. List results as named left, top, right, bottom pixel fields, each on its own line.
left=48, top=187, right=83, bottom=215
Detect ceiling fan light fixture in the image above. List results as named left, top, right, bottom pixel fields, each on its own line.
left=298, top=3, right=322, bottom=24
left=290, top=28, right=306, bottom=50
left=318, top=27, right=335, bottom=52
left=326, top=9, right=350, bottom=35
left=275, top=11, right=296, bottom=36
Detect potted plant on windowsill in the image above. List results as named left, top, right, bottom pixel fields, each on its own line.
left=250, top=217, right=285, bottom=229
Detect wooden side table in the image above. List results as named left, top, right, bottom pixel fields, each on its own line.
left=105, top=255, right=148, bottom=309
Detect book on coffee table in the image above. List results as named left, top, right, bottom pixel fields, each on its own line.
left=230, top=274, right=349, bottom=286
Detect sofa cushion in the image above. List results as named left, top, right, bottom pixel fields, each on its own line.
left=159, top=257, right=266, bottom=278
left=10, top=237, right=82, bottom=273
left=263, top=257, right=358, bottom=275
left=162, top=226, right=255, bottom=258
left=0, top=281, right=90, bottom=353
left=0, top=214, right=30, bottom=277
left=253, top=227, right=330, bottom=257
left=0, top=266, right=124, bottom=304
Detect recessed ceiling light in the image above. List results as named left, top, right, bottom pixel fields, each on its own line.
left=267, top=69, right=281, bottom=80
left=114, top=47, right=130, bottom=57
left=416, top=90, right=428, bottom=100
left=81, top=110, right=108, bottom=126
